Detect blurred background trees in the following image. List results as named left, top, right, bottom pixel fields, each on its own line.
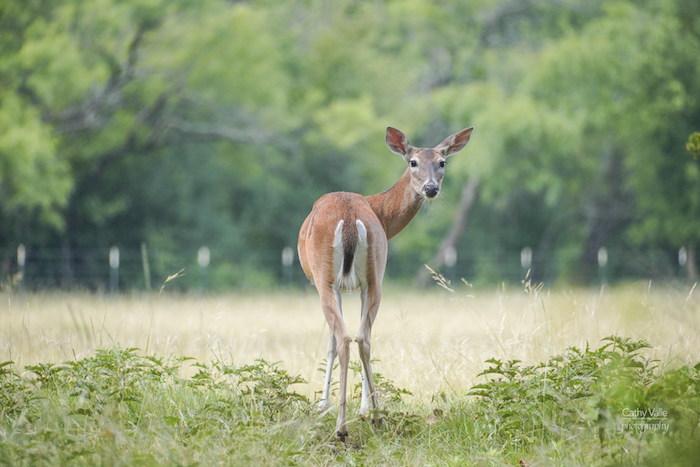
left=1, top=0, right=698, bottom=291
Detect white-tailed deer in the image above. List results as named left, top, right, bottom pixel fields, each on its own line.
left=297, top=126, right=474, bottom=440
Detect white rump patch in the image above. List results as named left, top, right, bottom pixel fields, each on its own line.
left=356, top=219, right=367, bottom=245
left=332, top=219, right=368, bottom=292
left=353, top=219, right=368, bottom=288
left=332, top=220, right=344, bottom=251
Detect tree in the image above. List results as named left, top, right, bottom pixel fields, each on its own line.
left=416, top=0, right=700, bottom=284
left=3, top=0, right=698, bottom=289
left=531, top=0, right=700, bottom=281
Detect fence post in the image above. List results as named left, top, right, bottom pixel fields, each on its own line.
left=444, top=246, right=457, bottom=283
left=141, top=242, right=152, bottom=291
left=679, top=247, right=687, bottom=280
left=520, top=246, right=532, bottom=280
left=17, top=244, right=26, bottom=290
left=198, top=246, right=210, bottom=293
left=281, top=247, right=294, bottom=285
left=109, top=246, right=119, bottom=293
left=597, top=247, right=608, bottom=286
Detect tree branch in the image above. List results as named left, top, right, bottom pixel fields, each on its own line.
left=46, top=26, right=147, bottom=133
left=478, top=0, right=588, bottom=47
left=164, top=117, right=275, bottom=146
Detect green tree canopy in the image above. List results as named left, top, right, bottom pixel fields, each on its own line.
left=1, top=0, right=698, bottom=289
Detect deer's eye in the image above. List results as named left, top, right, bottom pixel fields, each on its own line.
left=439, top=160, right=446, bottom=168
left=410, top=160, right=418, bottom=168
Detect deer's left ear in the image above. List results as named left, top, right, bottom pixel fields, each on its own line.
left=436, top=127, right=474, bottom=157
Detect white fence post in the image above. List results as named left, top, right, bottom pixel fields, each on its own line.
left=597, top=247, right=608, bottom=286
left=281, top=247, right=294, bottom=285
left=17, top=244, right=26, bottom=290
left=198, top=246, right=210, bottom=293
left=520, top=246, right=532, bottom=279
left=109, top=246, right=119, bottom=293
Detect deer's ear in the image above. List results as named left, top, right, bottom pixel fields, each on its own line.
left=436, top=127, right=474, bottom=157
left=385, top=127, right=411, bottom=158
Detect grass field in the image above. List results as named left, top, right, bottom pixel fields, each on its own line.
left=2, top=280, right=700, bottom=465
left=3, top=281, right=699, bottom=397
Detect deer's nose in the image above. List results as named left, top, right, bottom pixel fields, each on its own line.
left=424, top=183, right=439, bottom=199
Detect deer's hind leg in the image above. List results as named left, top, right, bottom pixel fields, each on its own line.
left=356, top=285, right=382, bottom=425
left=318, top=286, right=352, bottom=439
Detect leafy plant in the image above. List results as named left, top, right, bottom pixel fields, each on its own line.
left=2, top=336, right=699, bottom=466
left=465, top=335, right=700, bottom=465
left=686, top=132, right=700, bottom=159
left=0, top=361, right=34, bottom=418
left=349, top=359, right=412, bottom=408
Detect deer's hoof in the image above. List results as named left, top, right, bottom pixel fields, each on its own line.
left=359, top=403, right=370, bottom=418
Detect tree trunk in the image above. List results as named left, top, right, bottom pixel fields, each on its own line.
left=532, top=217, right=561, bottom=283
left=576, top=148, right=633, bottom=283
left=415, top=177, right=480, bottom=287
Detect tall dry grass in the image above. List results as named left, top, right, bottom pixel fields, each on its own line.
left=1, top=281, right=699, bottom=401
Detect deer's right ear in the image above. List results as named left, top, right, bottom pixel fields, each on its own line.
left=386, top=127, right=411, bottom=158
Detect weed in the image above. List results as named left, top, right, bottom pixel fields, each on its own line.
left=349, top=359, right=413, bottom=407
left=0, top=361, right=34, bottom=418
left=1, top=338, right=699, bottom=466
left=466, top=336, right=700, bottom=465
left=0, top=349, right=317, bottom=465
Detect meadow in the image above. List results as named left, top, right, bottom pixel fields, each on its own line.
left=1, top=279, right=700, bottom=465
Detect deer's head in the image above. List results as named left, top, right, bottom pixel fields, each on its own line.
left=385, top=126, right=474, bottom=200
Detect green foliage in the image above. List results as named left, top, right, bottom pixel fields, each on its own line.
left=469, top=337, right=652, bottom=447
left=350, top=358, right=413, bottom=407
left=189, top=358, right=309, bottom=419
left=687, top=132, right=700, bottom=159
left=1, top=339, right=699, bottom=465
left=0, top=92, right=68, bottom=230
left=0, top=361, right=35, bottom=419
left=2, top=0, right=700, bottom=288
left=465, top=336, right=700, bottom=465
left=0, top=349, right=313, bottom=465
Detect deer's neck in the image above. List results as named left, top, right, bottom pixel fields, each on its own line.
left=365, top=168, right=424, bottom=240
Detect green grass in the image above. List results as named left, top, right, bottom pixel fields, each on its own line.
left=2, top=280, right=700, bottom=465
left=1, top=337, right=699, bottom=466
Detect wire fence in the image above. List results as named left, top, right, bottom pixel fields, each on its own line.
left=2, top=243, right=308, bottom=292
left=0, top=243, right=693, bottom=293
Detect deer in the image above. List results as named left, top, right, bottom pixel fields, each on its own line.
left=297, top=126, right=474, bottom=440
